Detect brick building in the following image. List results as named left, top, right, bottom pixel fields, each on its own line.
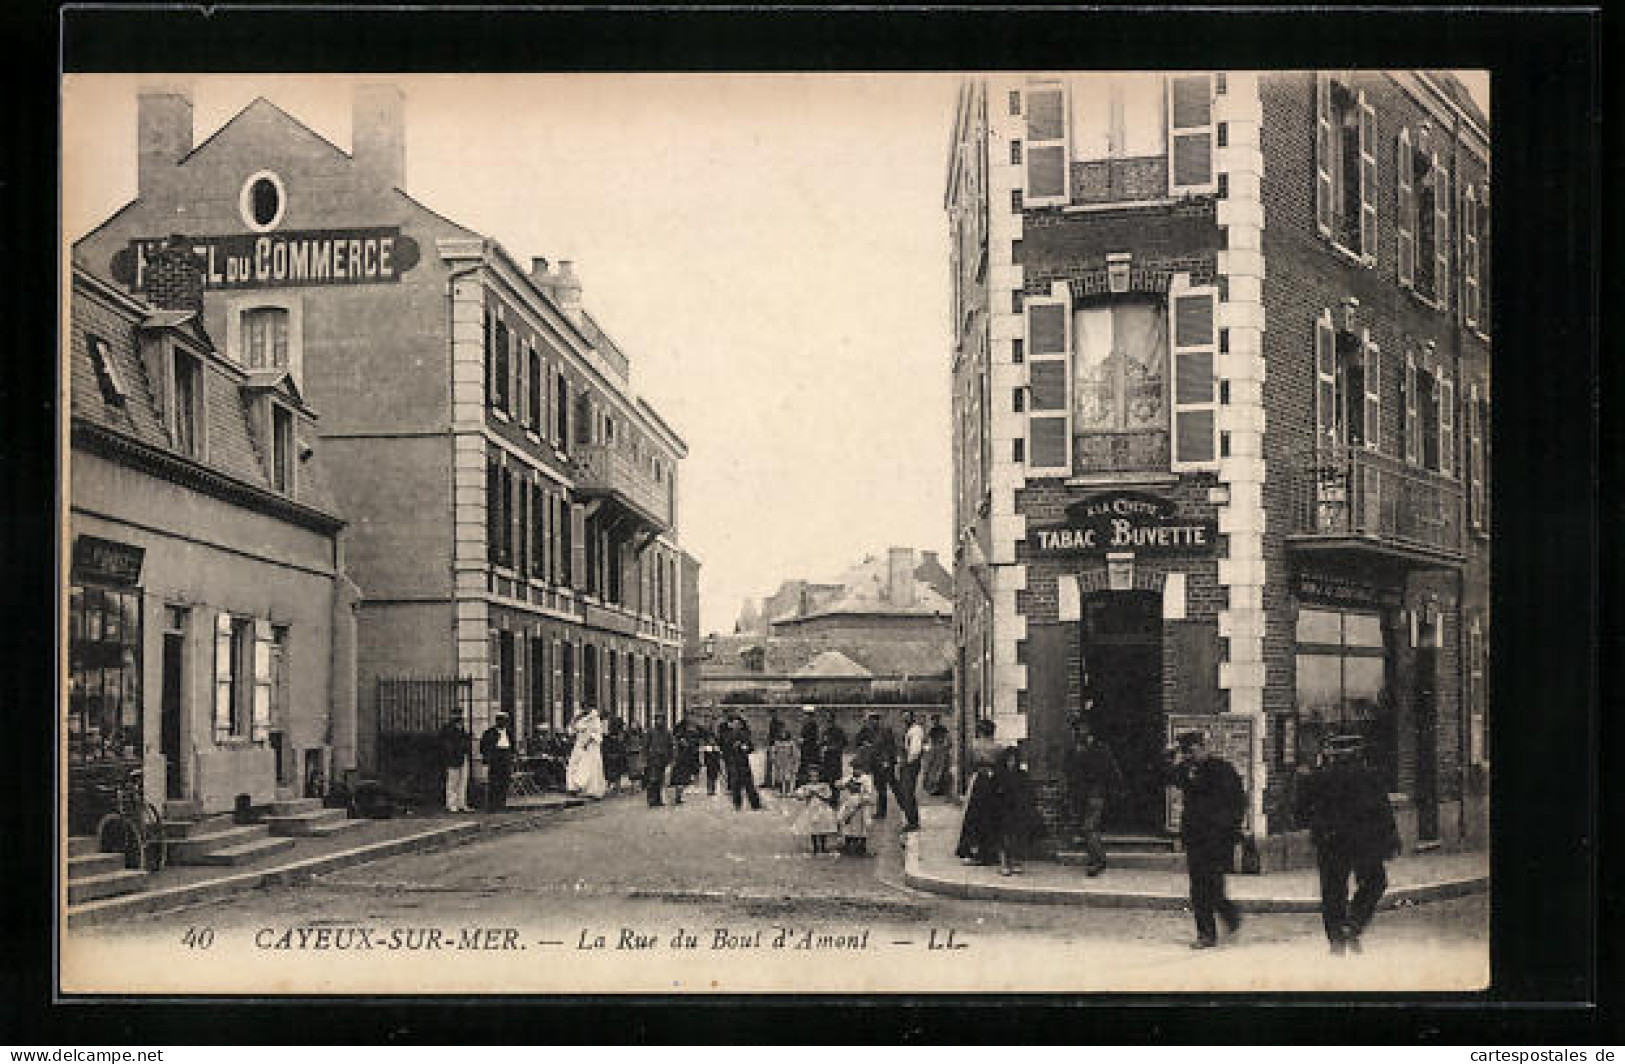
left=68, top=262, right=358, bottom=821
left=74, top=85, right=688, bottom=784
left=946, top=72, right=1490, bottom=866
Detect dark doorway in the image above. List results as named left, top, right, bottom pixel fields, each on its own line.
left=1412, top=646, right=1440, bottom=841
left=1080, top=590, right=1164, bottom=833
left=498, top=632, right=516, bottom=719
left=160, top=631, right=184, bottom=801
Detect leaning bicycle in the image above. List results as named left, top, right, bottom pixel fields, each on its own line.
left=89, top=764, right=167, bottom=872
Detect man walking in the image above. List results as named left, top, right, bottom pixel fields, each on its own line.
left=478, top=712, right=516, bottom=813
left=721, top=712, right=762, bottom=810
left=1296, top=734, right=1401, bottom=954
left=892, top=711, right=925, bottom=831
left=1165, top=730, right=1246, bottom=948
left=1063, top=713, right=1122, bottom=876
left=438, top=708, right=472, bottom=813
left=643, top=714, right=674, bottom=807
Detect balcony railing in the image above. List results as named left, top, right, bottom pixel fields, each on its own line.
left=1287, top=444, right=1464, bottom=561
left=570, top=441, right=672, bottom=531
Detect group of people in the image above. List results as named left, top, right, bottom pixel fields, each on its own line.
left=637, top=711, right=763, bottom=810
left=954, top=711, right=1402, bottom=954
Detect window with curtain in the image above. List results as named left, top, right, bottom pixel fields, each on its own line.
left=1073, top=301, right=1167, bottom=434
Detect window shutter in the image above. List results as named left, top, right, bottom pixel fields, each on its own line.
left=516, top=475, right=529, bottom=581
left=1023, top=82, right=1070, bottom=208
left=570, top=503, right=587, bottom=592
left=213, top=613, right=234, bottom=742
left=516, top=342, right=527, bottom=425
left=1403, top=353, right=1418, bottom=463
left=1314, top=74, right=1334, bottom=239
left=1362, top=329, right=1381, bottom=452
left=252, top=619, right=273, bottom=742
left=1170, top=284, right=1219, bottom=469
left=1439, top=370, right=1455, bottom=478
left=1168, top=74, right=1215, bottom=194
left=1469, top=384, right=1485, bottom=527
left=1357, top=91, right=1377, bottom=263
left=1463, top=184, right=1481, bottom=328
left=1433, top=157, right=1451, bottom=310
left=483, top=311, right=493, bottom=408
left=1396, top=129, right=1415, bottom=288
left=1024, top=286, right=1072, bottom=475
left=1480, top=184, right=1491, bottom=329
left=1314, top=310, right=1338, bottom=450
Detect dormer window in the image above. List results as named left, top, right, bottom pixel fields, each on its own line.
left=172, top=348, right=203, bottom=458
left=271, top=404, right=295, bottom=492
left=88, top=335, right=128, bottom=405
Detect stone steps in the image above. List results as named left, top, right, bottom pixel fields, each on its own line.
left=189, top=834, right=297, bottom=867
left=67, top=835, right=100, bottom=859
left=269, top=797, right=325, bottom=817
left=68, top=851, right=127, bottom=879
left=164, top=812, right=240, bottom=840
left=167, top=824, right=280, bottom=864
left=68, top=869, right=150, bottom=905
left=264, top=806, right=360, bottom=838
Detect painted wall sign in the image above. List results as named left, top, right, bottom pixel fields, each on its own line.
left=111, top=228, right=421, bottom=291
left=1164, top=713, right=1255, bottom=834
left=72, top=535, right=145, bottom=587
left=1033, top=490, right=1216, bottom=556
left=1291, top=572, right=1403, bottom=610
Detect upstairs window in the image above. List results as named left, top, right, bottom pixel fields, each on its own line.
left=1462, top=182, right=1484, bottom=330
left=242, top=307, right=289, bottom=370
left=271, top=404, right=294, bottom=492
left=1022, top=81, right=1070, bottom=208
left=1074, top=301, right=1166, bottom=436
left=1313, top=312, right=1381, bottom=452
left=1316, top=75, right=1376, bottom=262
left=491, top=318, right=511, bottom=413
left=171, top=349, right=203, bottom=458
left=527, top=347, right=543, bottom=432
left=556, top=372, right=570, bottom=448
left=1399, top=127, right=1451, bottom=307
left=575, top=394, right=593, bottom=447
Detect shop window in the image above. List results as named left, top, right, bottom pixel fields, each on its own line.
left=68, top=584, right=144, bottom=767
left=171, top=348, right=203, bottom=458
left=1294, top=606, right=1394, bottom=787
left=271, top=404, right=295, bottom=492
left=87, top=336, right=128, bottom=405
left=1316, top=75, right=1376, bottom=261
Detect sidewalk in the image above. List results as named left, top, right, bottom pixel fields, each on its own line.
left=65, top=791, right=606, bottom=928
left=901, top=801, right=1488, bottom=911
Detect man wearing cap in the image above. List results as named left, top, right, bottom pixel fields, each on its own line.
left=478, top=712, right=517, bottom=813
left=1063, top=712, right=1122, bottom=876
left=438, top=709, right=472, bottom=813
left=1296, top=734, right=1401, bottom=954
left=1165, top=729, right=1247, bottom=948
left=643, top=714, right=674, bottom=807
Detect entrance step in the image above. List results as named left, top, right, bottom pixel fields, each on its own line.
left=68, top=869, right=150, bottom=906
left=1102, top=834, right=1179, bottom=853
left=192, top=835, right=296, bottom=867
left=1055, top=849, right=1186, bottom=872
left=264, top=807, right=357, bottom=837
left=163, top=800, right=205, bottom=822
left=168, top=824, right=277, bottom=864
left=163, top=812, right=240, bottom=840
left=68, top=835, right=100, bottom=859
left=68, top=851, right=128, bottom=880
left=269, top=797, right=324, bottom=817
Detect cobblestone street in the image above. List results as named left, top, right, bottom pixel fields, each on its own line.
left=66, top=787, right=1489, bottom=994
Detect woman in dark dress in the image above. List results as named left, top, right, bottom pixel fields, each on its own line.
left=955, top=718, right=1002, bottom=865
left=670, top=718, right=702, bottom=804
left=989, top=745, right=1042, bottom=875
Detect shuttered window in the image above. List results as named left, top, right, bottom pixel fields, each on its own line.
left=1396, top=128, right=1415, bottom=288
left=1315, top=74, right=1335, bottom=240
left=1170, top=285, right=1218, bottom=468
left=1433, top=158, right=1452, bottom=310
left=1402, top=352, right=1419, bottom=464
left=1468, top=384, right=1486, bottom=528
left=213, top=613, right=234, bottom=742
left=251, top=619, right=273, bottom=742
left=1025, top=289, right=1071, bottom=474
left=1438, top=369, right=1455, bottom=479
left=1357, top=91, right=1377, bottom=262
left=1168, top=74, right=1215, bottom=194
left=516, top=472, right=529, bottom=581
left=570, top=503, right=587, bottom=592
left=493, top=319, right=510, bottom=413
left=1463, top=183, right=1481, bottom=329
left=1315, top=310, right=1338, bottom=450
left=1023, top=82, right=1069, bottom=207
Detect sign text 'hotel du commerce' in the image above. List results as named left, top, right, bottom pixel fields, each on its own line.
left=1030, top=490, right=1217, bottom=556
left=111, top=228, right=421, bottom=292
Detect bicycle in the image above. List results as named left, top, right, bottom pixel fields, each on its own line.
left=90, top=765, right=168, bottom=872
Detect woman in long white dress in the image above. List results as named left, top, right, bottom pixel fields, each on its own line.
left=565, top=706, right=608, bottom=799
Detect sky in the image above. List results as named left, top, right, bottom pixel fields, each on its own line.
left=61, top=71, right=1487, bottom=637
left=62, top=73, right=962, bottom=636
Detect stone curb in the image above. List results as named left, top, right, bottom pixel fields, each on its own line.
left=65, top=799, right=591, bottom=929
left=900, top=837, right=1488, bottom=912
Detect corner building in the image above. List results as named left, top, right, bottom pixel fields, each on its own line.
left=76, top=86, right=688, bottom=779
left=947, top=72, right=1490, bottom=866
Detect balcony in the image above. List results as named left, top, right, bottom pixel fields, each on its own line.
left=1285, top=444, right=1464, bottom=566
left=570, top=441, right=672, bottom=535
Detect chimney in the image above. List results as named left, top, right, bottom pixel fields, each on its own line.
left=137, top=87, right=193, bottom=199
left=352, top=83, right=405, bottom=191
left=552, top=260, right=584, bottom=326
left=145, top=234, right=205, bottom=315
left=887, top=548, right=916, bottom=608
left=530, top=256, right=551, bottom=281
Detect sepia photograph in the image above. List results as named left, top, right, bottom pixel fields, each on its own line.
left=59, top=65, right=1496, bottom=996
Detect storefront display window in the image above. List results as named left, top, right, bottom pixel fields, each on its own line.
left=69, top=584, right=144, bottom=767
left=1294, top=605, right=1395, bottom=787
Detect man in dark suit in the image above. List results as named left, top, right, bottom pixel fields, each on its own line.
left=1063, top=712, right=1123, bottom=876
left=819, top=709, right=847, bottom=789
left=643, top=714, right=674, bottom=807
left=1296, top=733, right=1402, bottom=954
left=1165, top=729, right=1247, bottom=948
left=478, top=712, right=516, bottom=813
left=796, top=707, right=821, bottom=785
left=721, top=712, right=762, bottom=811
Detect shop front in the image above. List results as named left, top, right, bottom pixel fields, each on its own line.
left=67, top=535, right=148, bottom=835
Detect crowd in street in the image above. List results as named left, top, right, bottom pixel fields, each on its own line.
left=438, top=700, right=1403, bottom=955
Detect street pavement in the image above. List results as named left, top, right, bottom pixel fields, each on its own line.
left=63, top=784, right=1489, bottom=994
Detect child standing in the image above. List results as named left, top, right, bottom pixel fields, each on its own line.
left=791, top=766, right=838, bottom=855
left=835, top=765, right=877, bottom=856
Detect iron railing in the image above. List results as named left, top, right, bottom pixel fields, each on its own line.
left=1288, top=443, right=1464, bottom=557
left=570, top=442, right=672, bottom=529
